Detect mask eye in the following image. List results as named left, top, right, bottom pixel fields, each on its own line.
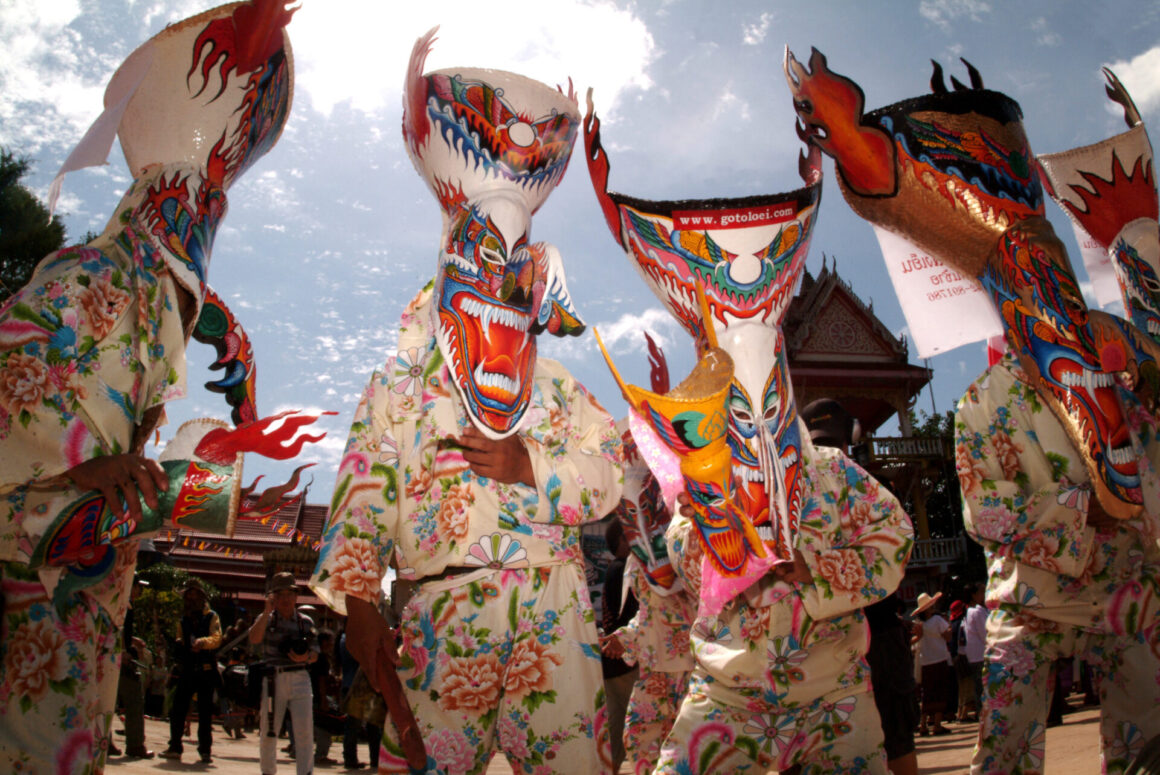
left=480, top=236, right=505, bottom=268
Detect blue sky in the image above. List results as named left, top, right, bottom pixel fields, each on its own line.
left=3, top=0, right=1160, bottom=500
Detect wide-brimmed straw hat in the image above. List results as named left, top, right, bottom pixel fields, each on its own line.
left=911, top=591, right=943, bottom=617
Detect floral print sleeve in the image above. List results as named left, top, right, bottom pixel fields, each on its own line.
left=955, top=357, right=1096, bottom=578
left=520, top=358, right=624, bottom=526
left=0, top=221, right=187, bottom=569
left=794, top=442, right=914, bottom=621
left=310, top=369, right=395, bottom=614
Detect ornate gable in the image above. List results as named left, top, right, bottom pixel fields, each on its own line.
left=786, top=259, right=908, bottom=364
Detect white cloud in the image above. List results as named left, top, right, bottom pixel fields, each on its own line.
left=291, top=0, right=656, bottom=116
left=742, top=12, right=773, bottom=46
left=1030, top=17, right=1060, bottom=47
left=595, top=307, right=685, bottom=353
left=1105, top=46, right=1160, bottom=118
left=918, top=0, right=992, bottom=32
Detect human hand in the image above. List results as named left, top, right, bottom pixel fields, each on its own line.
left=64, top=454, right=168, bottom=528
left=771, top=549, right=812, bottom=585
left=457, top=426, right=534, bottom=486
left=599, top=632, right=625, bottom=659
left=263, top=593, right=276, bottom=616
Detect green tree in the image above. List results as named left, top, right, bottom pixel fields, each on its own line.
left=134, top=563, right=221, bottom=660
left=0, top=149, right=67, bottom=304
left=904, top=408, right=986, bottom=580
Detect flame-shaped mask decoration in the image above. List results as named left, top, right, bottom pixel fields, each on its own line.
left=598, top=335, right=767, bottom=576
left=584, top=91, right=821, bottom=559
left=402, top=28, right=584, bottom=439
left=107, top=0, right=295, bottom=312
left=1039, top=68, right=1160, bottom=344
left=29, top=410, right=332, bottom=572
left=785, top=48, right=1160, bottom=519
left=194, top=286, right=258, bottom=425
left=613, top=420, right=680, bottom=594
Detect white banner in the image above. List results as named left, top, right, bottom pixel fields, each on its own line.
left=1067, top=220, right=1121, bottom=308
left=872, top=225, right=1003, bottom=358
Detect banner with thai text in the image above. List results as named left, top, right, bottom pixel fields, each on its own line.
left=872, top=225, right=1002, bottom=358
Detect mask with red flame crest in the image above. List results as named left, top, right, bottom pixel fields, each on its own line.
left=585, top=92, right=823, bottom=563
left=784, top=49, right=1160, bottom=519
left=95, top=0, right=296, bottom=317
left=402, top=29, right=585, bottom=439
left=1039, top=69, right=1160, bottom=348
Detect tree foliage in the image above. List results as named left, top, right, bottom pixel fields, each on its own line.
left=0, top=149, right=67, bottom=304
left=133, top=562, right=221, bottom=661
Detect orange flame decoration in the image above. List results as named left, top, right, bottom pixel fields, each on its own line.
left=238, top=463, right=313, bottom=519
left=189, top=0, right=297, bottom=100
left=1062, top=152, right=1158, bottom=248
left=171, top=460, right=227, bottom=526
left=194, top=410, right=336, bottom=465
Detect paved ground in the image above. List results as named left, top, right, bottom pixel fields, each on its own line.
left=106, top=702, right=1102, bottom=774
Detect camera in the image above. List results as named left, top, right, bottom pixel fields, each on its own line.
left=280, top=634, right=310, bottom=657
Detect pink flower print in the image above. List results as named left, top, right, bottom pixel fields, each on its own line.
left=463, top=533, right=529, bottom=569
left=326, top=537, right=383, bottom=600
left=956, top=443, right=987, bottom=496
left=435, top=483, right=473, bottom=542
left=427, top=727, right=474, bottom=773
left=816, top=548, right=867, bottom=593
left=1020, top=533, right=1061, bottom=572
left=0, top=352, right=48, bottom=416
left=991, top=430, right=1024, bottom=480
left=78, top=276, right=131, bottom=339
left=497, top=715, right=530, bottom=759
left=438, top=653, right=502, bottom=713
left=393, top=347, right=426, bottom=396
left=55, top=728, right=94, bottom=774
left=376, top=433, right=399, bottom=466
left=765, top=637, right=807, bottom=686
left=742, top=712, right=784, bottom=740
left=503, top=637, right=563, bottom=698
left=975, top=504, right=1019, bottom=543
left=5, top=618, right=71, bottom=705
left=991, top=639, right=1036, bottom=678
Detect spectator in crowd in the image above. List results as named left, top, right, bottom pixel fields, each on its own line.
left=962, top=585, right=987, bottom=722
left=949, top=599, right=975, bottom=722
left=912, top=592, right=952, bottom=736
left=249, top=571, right=319, bottom=775
left=339, top=629, right=381, bottom=771
left=312, top=629, right=340, bottom=766
left=600, top=520, right=640, bottom=773
left=113, top=576, right=153, bottom=759
left=162, top=579, right=222, bottom=763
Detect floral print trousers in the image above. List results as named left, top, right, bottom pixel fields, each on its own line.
left=624, top=669, right=688, bottom=775
left=380, top=564, right=611, bottom=775
left=654, top=669, right=887, bottom=774
left=972, top=607, right=1160, bottom=775
left=0, top=562, right=121, bottom=775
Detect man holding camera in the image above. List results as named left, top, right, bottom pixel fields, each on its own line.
left=249, top=572, right=319, bottom=775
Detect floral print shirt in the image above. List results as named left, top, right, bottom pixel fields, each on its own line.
left=613, top=555, right=695, bottom=673
left=666, top=435, right=912, bottom=698
left=311, top=285, right=624, bottom=612
left=956, top=354, right=1160, bottom=631
left=0, top=167, right=190, bottom=616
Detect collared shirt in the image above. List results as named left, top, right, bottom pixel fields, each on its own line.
left=259, top=609, right=318, bottom=668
